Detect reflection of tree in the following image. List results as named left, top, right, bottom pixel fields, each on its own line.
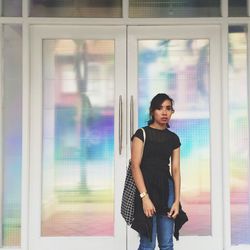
left=159, top=40, right=170, bottom=57
left=196, top=43, right=209, bottom=97
left=74, top=41, right=92, bottom=192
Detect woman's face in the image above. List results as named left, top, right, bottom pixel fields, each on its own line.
left=152, top=99, right=174, bottom=126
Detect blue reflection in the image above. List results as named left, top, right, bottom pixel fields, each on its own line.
left=55, top=106, right=114, bottom=161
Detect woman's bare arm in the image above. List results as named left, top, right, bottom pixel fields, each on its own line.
left=168, top=147, right=181, bottom=218
left=131, top=137, right=155, bottom=217
left=171, top=147, right=181, bottom=203
left=131, top=137, right=147, bottom=194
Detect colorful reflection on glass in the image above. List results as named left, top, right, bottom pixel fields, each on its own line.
left=138, top=40, right=211, bottom=235
left=2, top=24, right=22, bottom=246
left=228, top=26, right=250, bottom=245
left=42, top=40, right=115, bottom=236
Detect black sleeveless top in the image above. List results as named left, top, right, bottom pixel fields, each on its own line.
left=131, top=126, right=181, bottom=239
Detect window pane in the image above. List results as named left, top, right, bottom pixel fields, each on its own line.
left=129, top=0, right=220, bottom=17
left=42, top=39, right=115, bottom=236
left=228, top=25, right=250, bottom=245
left=2, top=0, right=22, bottom=16
left=2, top=24, right=22, bottom=246
left=138, top=39, right=211, bottom=236
left=229, top=0, right=247, bottom=17
left=30, top=0, right=122, bottom=17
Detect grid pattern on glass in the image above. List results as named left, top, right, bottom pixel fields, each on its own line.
left=30, top=0, right=122, bottom=17
left=229, top=0, right=247, bottom=17
left=2, top=0, right=22, bottom=16
left=129, top=0, right=220, bottom=17
left=2, top=24, right=22, bottom=246
left=42, top=39, right=115, bottom=236
left=138, top=39, right=211, bottom=236
left=228, top=26, right=250, bottom=245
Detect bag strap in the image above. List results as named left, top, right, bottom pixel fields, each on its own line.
left=141, top=128, right=146, bottom=143
left=140, top=128, right=146, bottom=153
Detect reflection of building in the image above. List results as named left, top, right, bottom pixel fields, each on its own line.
left=139, top=40, right=209, bottom=121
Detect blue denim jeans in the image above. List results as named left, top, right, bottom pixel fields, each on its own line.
left=138, top=179, right=175, bottom=250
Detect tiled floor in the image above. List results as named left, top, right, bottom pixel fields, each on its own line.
left=42, top=202, right=114, bottom=236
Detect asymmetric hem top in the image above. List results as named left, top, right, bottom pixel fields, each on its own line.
left=131, top=126, right=181, bottom=240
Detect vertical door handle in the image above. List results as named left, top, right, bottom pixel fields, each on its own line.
left=119, top=95, right=122, bottom=155
left=130, top=95, right=134, bottom=139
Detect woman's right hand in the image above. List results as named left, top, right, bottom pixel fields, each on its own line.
left=142, top=196, right=156, bottom=217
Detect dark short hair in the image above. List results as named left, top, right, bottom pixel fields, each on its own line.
left=148, top=93, right=175, bottom=127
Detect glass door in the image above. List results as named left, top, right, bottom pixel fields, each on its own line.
left=29, top=26, right=127, bottom=250
left=127, top=26, right=223, bottom=250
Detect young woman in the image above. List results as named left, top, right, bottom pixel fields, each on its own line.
left=131, top=93, right=182, bottom=250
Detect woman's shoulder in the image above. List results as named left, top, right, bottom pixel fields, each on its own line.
left=167, top=129, right=181, bottom=148
left=166, top=128, right=179, bottom=138
left=135, top=126, right=148, bottom=133
left=131, top=127, right=145, bottom=142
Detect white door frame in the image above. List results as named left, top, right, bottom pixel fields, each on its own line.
left=29, top=25, right=127, bottom=250
left=127, top=25, right=223, bottom=250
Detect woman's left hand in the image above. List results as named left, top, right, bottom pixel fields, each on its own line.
left=167, top=202, right=179, bottom=219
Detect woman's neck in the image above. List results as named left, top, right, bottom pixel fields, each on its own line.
left=149, top=123, right=167, bottom=130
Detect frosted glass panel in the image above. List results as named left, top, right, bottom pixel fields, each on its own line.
left=129, top=0, right=220, bottom=17
left=138, top=39, right=211, bottom=236
left=2, top=0, right=22, bottom=16
left=42, top=39, right=115, bottom=236
left=2, top=24, right=22, bottom=246
left=228, top=26, right=250, bottom=245
left=229, top=0, right=247, bottom=17
left=30, top=0, right=122, bottom=17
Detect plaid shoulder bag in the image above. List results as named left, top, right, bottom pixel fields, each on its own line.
left=121, top=128, right=146, bottom=225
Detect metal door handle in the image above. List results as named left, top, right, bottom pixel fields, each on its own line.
left=130, top=95, right=134, bottom=139
left=119, top=95, right=122, bottom=155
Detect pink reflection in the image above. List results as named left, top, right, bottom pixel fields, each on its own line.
left=181, top=192, right=211, bottom=236
left=181, top=204, right=211, bottom=236
left=42, top=203, right=114, bottom=236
